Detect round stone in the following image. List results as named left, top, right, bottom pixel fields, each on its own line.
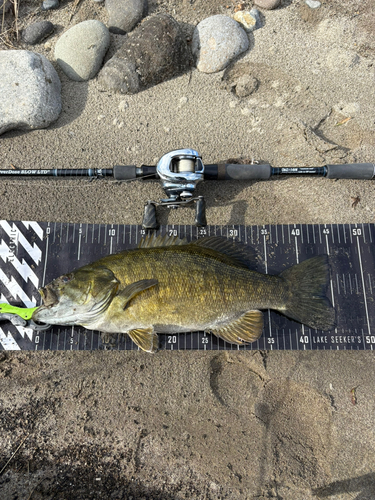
left=192, top=15, right=249, bottom=74
left=105, top=0, right=147, bottom=34
left=305, top=0, right=321, bottom=8
left=0, top=50, right=61, bottom=135
left=42, top=0, right=59, bottom=10
left=254, top=0, right=281, bottom=9
left=233, top=9, right=262, bottom=32
left=54, top=20, right=110, bottom=81
left=22, top=21, right=54, bottom=45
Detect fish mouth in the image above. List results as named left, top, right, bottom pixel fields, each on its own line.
left=39, top=286, right=59, bottom=308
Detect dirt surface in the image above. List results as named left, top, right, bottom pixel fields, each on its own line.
left=1, top=0, right=375, bottom=498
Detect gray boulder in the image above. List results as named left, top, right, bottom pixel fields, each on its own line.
left=192, top=15, right=249, bottom=73
left=105, top=0, right=148, bottom=34
left=0, top=50, right=61, bottom=135
left=98, top=14, right=190, bottom=94
left=54, top=20, right=110, bottom=81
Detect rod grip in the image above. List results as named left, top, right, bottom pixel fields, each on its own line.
left=204, top=163, right=272, bottom=180
left=326, top=163, right=375, bottom=179
left=112, top=165, right=137, bottom=180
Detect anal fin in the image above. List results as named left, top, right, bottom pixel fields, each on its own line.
left=128, top=328, right=159, bottom=353
left=209, top=310, right=264, bottom=345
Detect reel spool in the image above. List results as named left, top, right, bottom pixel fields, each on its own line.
left=142, top=149, right=206, bottom=230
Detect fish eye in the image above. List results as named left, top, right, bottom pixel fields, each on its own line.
left=61, top=274, right=73, bottom=284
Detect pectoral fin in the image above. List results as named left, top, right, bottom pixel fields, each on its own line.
left=128, top=328, right=159, bottom=353
left=209, top=310, right=264, bottom=345
left=118, top=279, right=158, bottom=310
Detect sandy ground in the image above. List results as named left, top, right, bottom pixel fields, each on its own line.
left=1, top=0, right=375, bottom=498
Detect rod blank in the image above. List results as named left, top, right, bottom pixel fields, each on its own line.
left=0, top=162, right=373, bottom=181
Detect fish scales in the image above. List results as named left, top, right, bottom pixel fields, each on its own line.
left=89, top=246, right=285, bottom=332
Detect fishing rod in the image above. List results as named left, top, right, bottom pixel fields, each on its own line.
left=1, top=148, right=373, bottom=229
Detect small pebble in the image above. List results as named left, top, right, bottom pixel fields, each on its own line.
left=22, top=21, right=54, bottom=45
left=305, top=0, right=321, bottom=8
left=233, top=9, right=262, bottom=32
left=42, top=0, right=59, bottom=11
left=178, top=96, right=188, bottom=108
left=98, top=114, right=106, bottom=120
left=118, top=100, right=129, bottom=112
left=254, top=0, right=280, bottom=9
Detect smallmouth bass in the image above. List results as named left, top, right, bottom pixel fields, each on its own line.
left=33, top=234, right=335, bottom=352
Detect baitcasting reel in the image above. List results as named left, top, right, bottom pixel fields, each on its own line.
left=142, top=148, right=206, bottom=230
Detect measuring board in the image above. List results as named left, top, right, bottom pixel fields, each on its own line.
left=0, top=220, right=374, bottom=351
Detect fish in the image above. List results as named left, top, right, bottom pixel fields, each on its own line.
left=32, top=234, right=335, bottom=352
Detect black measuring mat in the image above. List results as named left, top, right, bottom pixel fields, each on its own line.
left=0, top=221, right=374, bottom=351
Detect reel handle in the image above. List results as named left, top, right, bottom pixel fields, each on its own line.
left=142, top=202, right=159, bottom=230
left=195, top=197, right=207, bottom=227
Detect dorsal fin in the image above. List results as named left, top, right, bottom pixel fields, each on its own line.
left=138, top=233, right=188, bottom=249
left=138, top=234, right=257, bottom=270
left=190, top=236, right=257, bottom=270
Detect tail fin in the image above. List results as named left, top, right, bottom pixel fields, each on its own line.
left=280, top=255, right=335, bottom=331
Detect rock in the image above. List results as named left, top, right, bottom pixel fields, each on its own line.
left=221, top=60, right=260, bottom=97
left=192, top=15, right=249, bottom=74
left=99, top=59, right=140, bottom=94
left=118, top=100, right=129, bottom=112
left=98, top=14, right=190, bottom=93
left=22, top=21, right=54, bottom=45
left=42, top=0, right=59, bottom=10
left=222, top=65, right=259, bottom=97
left=0, top=50, right=61, bottom=135
left=233, top=8, right=262, bottom=32
left=105, top=0, right=148, bottom=34
left=254, top=0, right=280, bottom=9
left=305, top=0, right=321, bottom=8
left=235, top=75, right=258, bottom=97
left=54, top=20, right=110, bottom=81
